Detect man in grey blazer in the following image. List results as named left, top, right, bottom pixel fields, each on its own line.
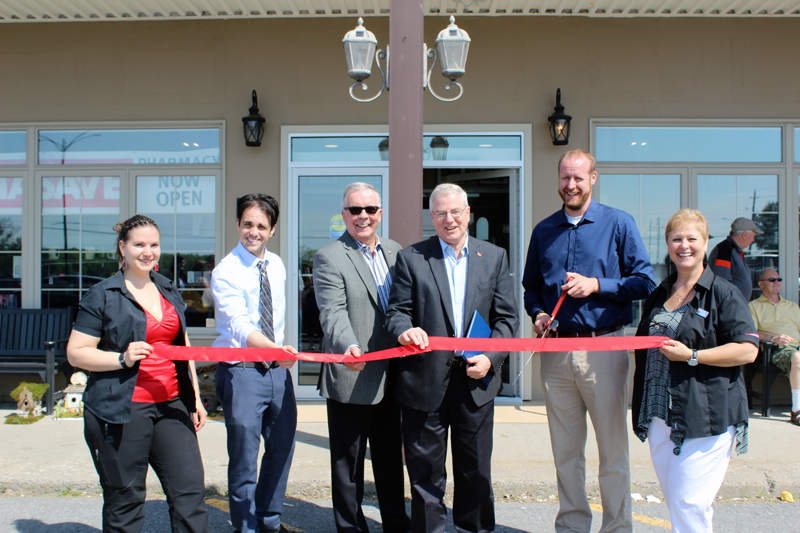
left=386, top=183, right=518, bottom=533
left=313, top=182, right=410, bottom=533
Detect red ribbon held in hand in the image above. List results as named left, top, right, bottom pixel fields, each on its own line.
left=156, top=335, right=668, bottom=363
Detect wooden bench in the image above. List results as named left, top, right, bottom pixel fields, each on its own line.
left=0, top=308, right=74, bottom=415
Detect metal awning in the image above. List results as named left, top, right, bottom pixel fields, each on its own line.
left=1, top=0, right=798, bottom=22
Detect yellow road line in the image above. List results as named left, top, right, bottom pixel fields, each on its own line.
left=590, top=503, right=672, bottom=530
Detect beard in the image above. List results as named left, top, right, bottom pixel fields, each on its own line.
left=559, top=188, right=591, bottom=212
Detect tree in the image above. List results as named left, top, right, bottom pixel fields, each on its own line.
left=753, top=200, right=778, bottom=252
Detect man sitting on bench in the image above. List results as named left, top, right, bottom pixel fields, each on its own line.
left=749, top=269, right=800, bottom=426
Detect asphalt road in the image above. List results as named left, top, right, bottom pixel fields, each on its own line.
left=0, top=496, right=797, bottom=532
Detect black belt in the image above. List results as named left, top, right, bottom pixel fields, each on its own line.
left=549, top=325, right=624, bottom=338
left=446, top=357, right=466, bottom=367
left=222, top=361, right=280, bottom=369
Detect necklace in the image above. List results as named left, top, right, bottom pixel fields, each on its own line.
left=673, top=286, right=693, bottom=303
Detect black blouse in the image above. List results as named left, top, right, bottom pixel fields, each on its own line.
left=632, top=266, right=758, bottom=446
left=73, top=270, right=196, bottom=424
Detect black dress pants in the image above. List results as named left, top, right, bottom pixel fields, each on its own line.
left=327, top=395, right=410, bottom=533
left=401, top=366, right=495, bottom=533
left=84, top=397, right=209, bottom=533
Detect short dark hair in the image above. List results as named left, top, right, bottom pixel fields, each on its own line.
left=237, top=194, right=280, bottom=227
left=114, top=215, right=160, bottom=263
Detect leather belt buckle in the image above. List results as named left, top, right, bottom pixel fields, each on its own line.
left=446, top=357, right=464, bottom=367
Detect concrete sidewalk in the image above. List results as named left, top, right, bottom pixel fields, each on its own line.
left=0, top=403, right=797, bottom=502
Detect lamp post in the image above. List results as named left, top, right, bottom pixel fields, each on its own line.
left=343, top=16, right=471, bottom=103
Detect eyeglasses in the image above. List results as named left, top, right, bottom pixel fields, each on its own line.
left=761, top=277, right=783, bottom=283
left=433, top=209, right=466, bottom=220
left=345, top=205, right=380, bottom=215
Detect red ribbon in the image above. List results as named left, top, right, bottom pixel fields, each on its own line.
left=155, top=335, right=668, bottom=363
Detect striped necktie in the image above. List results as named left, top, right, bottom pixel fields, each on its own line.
left=257, top=260, right=275, bottom=343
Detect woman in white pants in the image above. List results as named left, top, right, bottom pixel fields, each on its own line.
left=631, top=209, right=758, bottom=533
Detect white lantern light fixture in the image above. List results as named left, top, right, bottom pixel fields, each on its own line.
left=342, top=16, right=470, bottom=103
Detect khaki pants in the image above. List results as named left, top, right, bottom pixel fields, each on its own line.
left=540, top=329, right=632, bottom=533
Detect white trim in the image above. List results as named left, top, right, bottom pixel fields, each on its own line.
left=282, top=123, right=533, bottom=400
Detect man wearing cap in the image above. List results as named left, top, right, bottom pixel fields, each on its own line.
left=707, top=217, right=764, bottom=301
left=749, top=269, right=800, bottom=426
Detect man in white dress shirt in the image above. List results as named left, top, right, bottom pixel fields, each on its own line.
left=211, top=193, right=297, bottom=533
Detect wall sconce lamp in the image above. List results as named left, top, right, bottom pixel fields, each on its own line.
left=242, top=90, right=266, bottom=147
left=548, top=88, right=572, bottom=146
left=343, top=16, right=471, bottom=103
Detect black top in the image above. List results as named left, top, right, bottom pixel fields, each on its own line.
left=632, top=266, right=758, bottom=444
left=73, top=270, right=196, bottom=424
left=707, top=236, right=752, bottom=301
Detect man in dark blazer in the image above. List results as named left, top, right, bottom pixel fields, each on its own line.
left=313, top=182, right=410, bottom=533
left=386, top=183, right=518, bottom=533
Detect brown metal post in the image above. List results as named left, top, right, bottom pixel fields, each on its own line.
left=388, top=0, right=424, bottom=246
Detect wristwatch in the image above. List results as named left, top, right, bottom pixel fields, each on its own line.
left=688, top=349, right=699, bottom=367
left=119, top=352, right=128, bottom=369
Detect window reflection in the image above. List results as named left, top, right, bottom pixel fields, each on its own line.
left=698, top=174, right=779, bottom=300
left=38, top=129, right=220, bottom=165
left=596, top=126, right=782, bottom=163
left=137, top=175, right=217, bottom=327
left=0, top=176, right=23, bottom=307
left=0, top=131, right=26, bottom=165
left=599, top=174, right=681, bottom=324
left=40, top=176, right=120, bottom=309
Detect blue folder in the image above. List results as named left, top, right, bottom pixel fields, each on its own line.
left=461, top=310, right=492, bottom=386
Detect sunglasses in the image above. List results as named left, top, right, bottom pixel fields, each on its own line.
left=345, top=205, right=380, bottom=215
left=761, top=277, right=783, bottom=282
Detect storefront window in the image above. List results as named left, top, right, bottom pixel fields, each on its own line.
left=136, top=175, right=217, bottom=327
left=41, top=176, right=120, bottom=308
left=698, top=174, right=779, bottom=299
left=599, top=173, right=681, bottom=323
left=0, top=177, right=23, bottom=308
left=0, top=131, right=26, bottom=165
left=38, top=128, right=220, bottom=165
left=291, top=135, right=522, bottom=163
left=596, top=126, right=782, bottom=163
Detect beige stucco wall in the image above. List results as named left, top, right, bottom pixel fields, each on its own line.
left=1, top=16, right=798, bottom=401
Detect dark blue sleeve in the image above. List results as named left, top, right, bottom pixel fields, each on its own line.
left=522, top=229, right=545, bottom=318
left=596, top=212, right=656, bottom=302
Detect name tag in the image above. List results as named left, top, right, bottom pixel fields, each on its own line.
left=696, top=309, right=709, bottom=318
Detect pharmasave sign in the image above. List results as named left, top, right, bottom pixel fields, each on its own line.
left=40, top=176, right=120, bottom=215
left=2, top=175, right=215, bottom=215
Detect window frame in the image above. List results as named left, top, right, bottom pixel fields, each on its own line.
left=592, top=118, right=797, bottom=302
left=0, top=121, right=225, bottom=336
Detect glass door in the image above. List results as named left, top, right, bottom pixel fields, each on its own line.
left=288, top=168, right=389, bottom=398
left=445, top=169, right=523, bottom=398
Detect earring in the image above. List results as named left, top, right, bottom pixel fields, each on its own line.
left=154, top=262, right=159, bottom=272
left=121, top=259, right=125, bottom=271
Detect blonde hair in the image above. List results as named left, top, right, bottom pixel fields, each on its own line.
left=558, top=149, right=596, bottom=175
left=664, top=209, right=709, bottom=243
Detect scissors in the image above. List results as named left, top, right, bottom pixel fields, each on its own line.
left=539, top=276, right=573, bottom=338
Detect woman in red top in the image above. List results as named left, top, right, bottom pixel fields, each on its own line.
left=68, top=215, right=208, bottom=533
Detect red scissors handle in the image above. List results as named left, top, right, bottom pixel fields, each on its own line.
left=549, top=276, right=574, bottom=322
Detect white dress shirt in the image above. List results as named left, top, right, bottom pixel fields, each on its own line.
left=440, top=238, right=468, bottom=339
left=211, top=241, right=286, bottom=355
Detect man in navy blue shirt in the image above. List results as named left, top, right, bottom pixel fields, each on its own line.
left=522, top=149, right=655, bottom=533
